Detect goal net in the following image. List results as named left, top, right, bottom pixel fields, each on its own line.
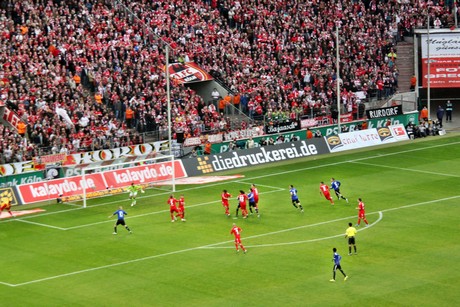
left=80, top=154, right=177, bottom=208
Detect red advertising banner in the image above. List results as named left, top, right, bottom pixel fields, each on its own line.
left=421, top=33, right=460, bottom=88
left=32, top=153, right=67, bottom=166
left=422, top=57, right=460, bottom=88
left=18, top=160, right=187, bottom=204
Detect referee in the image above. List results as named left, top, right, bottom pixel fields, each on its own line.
left=345, top=222, right=357, bottom=255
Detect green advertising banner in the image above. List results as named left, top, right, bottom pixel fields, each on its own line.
left=212, top=130, right=307, bottom=153
left=0, top=171, right=45, bottom=188
left=211, top=112, right=418, bottom=153
left=309, top=111, right=418, bottom=138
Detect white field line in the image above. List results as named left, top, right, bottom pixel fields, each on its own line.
left=15, top=219, right=67, bottom=230
left=350, top=161, right=460, bottom=177
left=8, top=139, right=459, bottom=224
left=203, top=211, right=383, bottom=249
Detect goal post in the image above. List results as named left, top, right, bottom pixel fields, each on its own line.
left=81, top=154, right=176, bottom=208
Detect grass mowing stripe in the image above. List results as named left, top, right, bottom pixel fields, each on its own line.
left=350, top=161, right=460, bottom=177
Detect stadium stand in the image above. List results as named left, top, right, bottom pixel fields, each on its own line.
left=0, top=0, right=458, bottom=163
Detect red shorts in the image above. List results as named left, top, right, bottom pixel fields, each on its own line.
left=170, top=207, right=179, bottom=213
left=358, top=211, right=365, bottom=219
left=323, top=192, right=332, bottom=200
left=234, top=236, right=242, bottom=244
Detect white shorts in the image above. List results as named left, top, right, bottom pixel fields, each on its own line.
left=129, top=192, right=138, bottom=198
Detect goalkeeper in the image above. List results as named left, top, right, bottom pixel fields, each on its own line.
left=127, top=183, right=145, bottom=207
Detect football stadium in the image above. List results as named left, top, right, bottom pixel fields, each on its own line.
left=1, top=1, right=460, bottom=306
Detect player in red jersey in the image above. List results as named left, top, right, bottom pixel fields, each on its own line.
left=176, top=195, right=186, bottom=222
left=237, top=190, right=249, bottom=218
left=251, top=183, right=259, bottom=214
left=167, top=195, right=179, bottom=222
left=0, top=196, right=14, bottom=218
left=230, top=223, right=247, bottom=253
left=319, top=181, right=335, bottom=205
left=251, top=183, right=259, bottom=207
left=356, top=198, right=369, bottom=226
left=221, top=189, right=232, bottom=216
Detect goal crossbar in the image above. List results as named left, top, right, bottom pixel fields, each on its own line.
left=81, top=155, right=176, bottom=208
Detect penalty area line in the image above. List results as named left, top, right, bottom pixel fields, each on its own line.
left=203, top=212, right=383, bottom=249
left=14, top=219, right=67, bottom=230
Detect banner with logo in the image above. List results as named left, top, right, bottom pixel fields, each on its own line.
left=167, top=62, right=214, bottom=84
left=366, top=105, right=403, bottom=119
left=421, top=33, right=460, bottom=88
left=309, top=111, right=418, bottom=137
left=0, top=171, right=45, bottom=188
left=0, top=187, right=21, bottom=207
left=0, top=140, right=170, bottom=176
left=265, top=120, right=300, bottom=134
left=182, top=139, right=330, bottom=176
left=32, top=153, right=66, bottom=167
left=325, top=124, right=409, bottom=152
left=17, top=160, right=186, bottom=204
left=211, top=130, right=307, bottom=153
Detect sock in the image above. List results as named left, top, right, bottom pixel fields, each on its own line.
left=114, top=227, right=117, bottom=233
left=349, top=247, right=351, bottom=254
left=125, top=226, right=131, bottom=232
left=354, top=246, right=357, bottom=253
left=292, top=203, right=298, bottom=208
left=299, top=204, right=304, bottom=210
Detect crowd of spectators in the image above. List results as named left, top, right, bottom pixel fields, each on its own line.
left=0, top=0, right=458, bottom=164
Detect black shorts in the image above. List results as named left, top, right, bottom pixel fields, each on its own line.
left=249, top=201, right=256, bottom=207
left=334, top=189, right=340, bottom=195
left=292, top=199, right=300, bottom=205
left=348, top=237, right=355, bottom=245
left=333, top=264, right=342, bottom=271
left=116, top=219, right=126, bottom=226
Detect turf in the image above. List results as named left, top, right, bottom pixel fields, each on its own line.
left=1, top=134, right=460, bottom=306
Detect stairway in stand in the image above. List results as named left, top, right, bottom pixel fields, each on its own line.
left=395, top=40, right=415, bottom=93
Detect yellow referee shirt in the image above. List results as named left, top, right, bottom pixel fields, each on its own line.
left=345, top=226, right=357, bottom=237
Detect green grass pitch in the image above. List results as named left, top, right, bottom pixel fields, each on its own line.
left=1, top=134, right=460, bottom=306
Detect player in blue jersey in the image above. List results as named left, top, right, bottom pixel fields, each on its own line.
left=289, top=185, right=304, bottom=212
left=330, top=178, right=348, bottom=203
left=248, top=188, right=260, bottom=217
left=330, top=247, right=348, bottom=282
left=108, top=206, right=132, bottom=234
